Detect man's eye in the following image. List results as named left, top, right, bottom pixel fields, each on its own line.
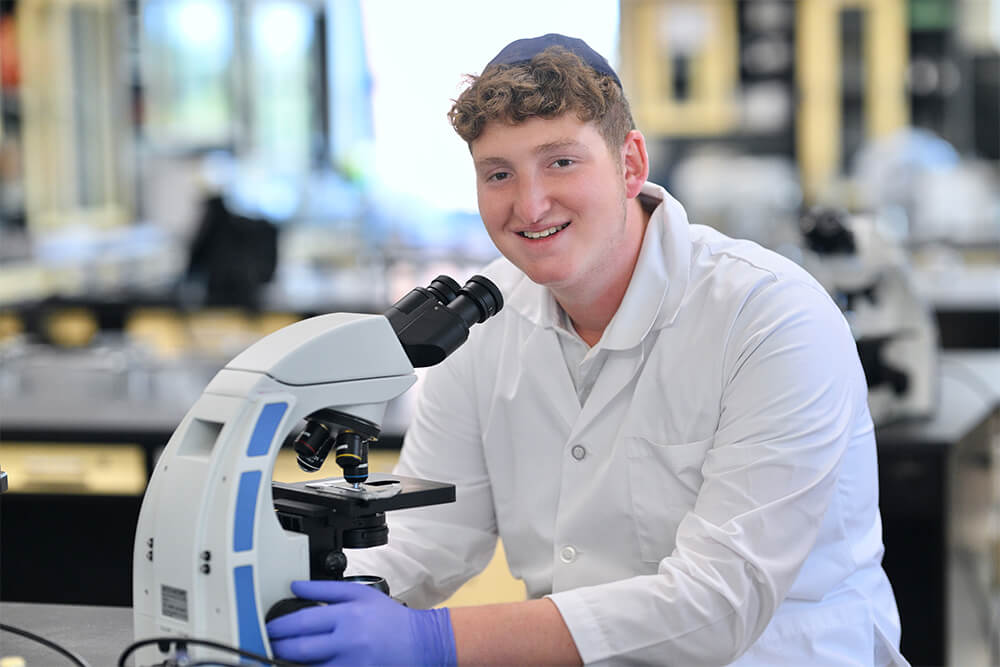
left=552, top=158, right=574, bottom=168
left=487, top=172, right=510, bottom=182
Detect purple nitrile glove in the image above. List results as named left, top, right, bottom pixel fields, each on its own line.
left=266, top=580, right=456, bottom=666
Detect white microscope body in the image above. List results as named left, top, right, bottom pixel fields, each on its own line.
left=132, top=275, right=503, bottom=665
left=132, top=314, right=414, bottom=663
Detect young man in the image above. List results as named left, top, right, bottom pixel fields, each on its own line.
left=266, top=34, right=908, bottom=666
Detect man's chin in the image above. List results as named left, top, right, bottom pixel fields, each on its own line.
left=521, top=268, right=573, bottom=291
left=501, top=253, right=576, bottom=289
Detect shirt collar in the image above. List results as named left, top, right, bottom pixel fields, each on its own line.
left=486, top=181, right=693, bottom=348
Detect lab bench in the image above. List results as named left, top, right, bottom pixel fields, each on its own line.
left=876, top=350, right=1000, bottom=666
left=913, top=265, right=1000, bottom=349
left=0, top=601, right=132, bottom=665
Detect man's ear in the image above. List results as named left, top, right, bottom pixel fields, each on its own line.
left=621, top=130, right=650, bottom=199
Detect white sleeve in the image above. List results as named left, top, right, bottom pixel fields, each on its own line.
left=549, top=278, right=869, bottom=665
left=344, top=340, right=500, bottom=608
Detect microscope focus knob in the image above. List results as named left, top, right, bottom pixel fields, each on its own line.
left=264, top=597, right=324, bottom=623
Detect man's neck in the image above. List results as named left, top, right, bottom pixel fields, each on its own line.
left=560, top=292, right=624, bottom=347
left=553, top=198, right=651, bottom=347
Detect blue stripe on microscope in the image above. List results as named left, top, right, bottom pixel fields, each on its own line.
left=247, top=402, right=287, bottom=457
left=234, top=470, right=262, bottom=552
left=234, top=565, right=267, bottom=656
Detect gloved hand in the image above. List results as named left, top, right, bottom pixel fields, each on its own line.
left=266, top=580, right=456, bottom=666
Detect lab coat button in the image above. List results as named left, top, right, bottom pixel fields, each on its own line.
left=560, top=546, right=577, bottom=563
left=571, top=445, right=587, bottom=460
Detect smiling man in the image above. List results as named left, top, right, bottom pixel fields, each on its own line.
left=266, top=34, right=909, bottom=666
left=471, top=113, right=646, bottom=346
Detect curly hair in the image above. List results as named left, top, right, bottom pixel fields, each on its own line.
left=448, top=46, right=635, bottom=155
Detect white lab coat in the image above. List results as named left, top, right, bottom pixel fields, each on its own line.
left=347, top=183, right=908, bottom=666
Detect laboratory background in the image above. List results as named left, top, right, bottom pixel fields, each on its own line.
left=0, top=0, right=998, bottom=665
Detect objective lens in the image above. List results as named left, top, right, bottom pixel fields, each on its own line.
left=334, top=431, right=369, bottom=485
left=447, top=275, right=504, bottom=327
left=294, top=421, right=334, bottom=472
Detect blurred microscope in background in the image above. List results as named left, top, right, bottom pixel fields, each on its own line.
left=798, top=206, right=939, bottom=426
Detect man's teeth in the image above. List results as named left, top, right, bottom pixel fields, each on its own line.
left=520, top=223, right=569, bottom=239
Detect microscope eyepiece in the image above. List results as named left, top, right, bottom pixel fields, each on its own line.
left=448, top=275, right=504, bottom=326
left=385, top=274, right=504, bottom=367
left=426, top=275, right=461, bottom=305
left=800, top=206, right=856, bottom=255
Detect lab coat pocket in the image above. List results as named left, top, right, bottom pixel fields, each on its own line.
left=626, top=435, right=713, bottom=563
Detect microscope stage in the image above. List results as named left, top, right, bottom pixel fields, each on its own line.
left=272, top=473, right=455, bottom=517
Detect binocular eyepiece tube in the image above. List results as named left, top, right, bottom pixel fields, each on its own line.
left=386, top=274, right=503, bottom=368
left=423, top=275, right=503, bottom=327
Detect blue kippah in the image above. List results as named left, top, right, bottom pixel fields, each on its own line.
left=484, top=33, right=622, bottom=90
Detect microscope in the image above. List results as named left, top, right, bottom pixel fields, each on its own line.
left=131, top=275, right=502, bottom=666
left=798, top=207, right=938, bottom=426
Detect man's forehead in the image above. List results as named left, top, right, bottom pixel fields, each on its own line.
left=471, top=117, right=600, bottom=157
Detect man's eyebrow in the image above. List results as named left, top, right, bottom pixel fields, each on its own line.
left=473, top=156, right=510, bottom=170
left=474, top=139, right=590, bottom=169
left=535, top=139, right=588, bottom=154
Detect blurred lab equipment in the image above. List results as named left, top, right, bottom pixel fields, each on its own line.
left=798, top=206, right=939, bottom=426
left=670, top=149, right=802, bottom=248
left=853, top=127, right=999, bottom=244
left=183, top=194, right=278, bottom=309
left=131, top=274, right=502, bottom=665
left=853, top=128, right=958, bottom=212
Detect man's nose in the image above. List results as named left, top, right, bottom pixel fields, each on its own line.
left=514, top=177, right=551, bottom=224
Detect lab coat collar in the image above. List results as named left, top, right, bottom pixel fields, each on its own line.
left=600, top=182, right=691, bottom=350
left=492, top=181, right=692, bottom=348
